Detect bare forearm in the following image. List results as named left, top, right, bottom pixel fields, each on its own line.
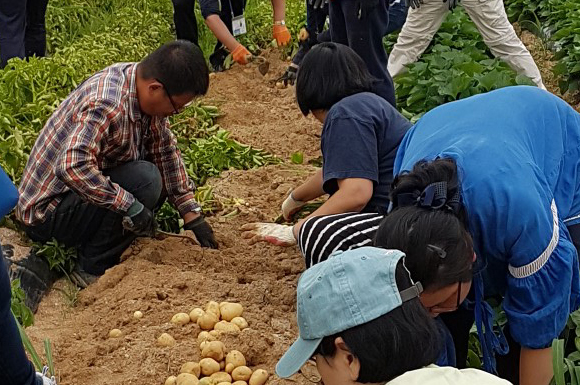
left=205, top=15, right=239, bottom=52
left=271, top=0, right=285, bottom=22
left=520, top=347, right=553, bottom=385
left=292, top=169, right=325, bottom=202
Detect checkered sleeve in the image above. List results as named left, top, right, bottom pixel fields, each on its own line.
left=54, top=100, right=135, bottom=213
left=149, top=119, right=200, bottom=216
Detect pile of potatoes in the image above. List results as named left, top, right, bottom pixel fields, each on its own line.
left=164, top=301, right=268, bottom=385
left=170, top=301, right=249, bottom=333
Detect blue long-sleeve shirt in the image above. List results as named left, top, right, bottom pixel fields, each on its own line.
left=0, top=166, right=18, bottom=219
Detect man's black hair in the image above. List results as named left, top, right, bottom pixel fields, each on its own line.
left=374, top=158, right=474, bottom=290
left=316, top=261, right=442, bottom=383
left=295, top=42, right=377, bottom=116
left=139, top=40, right=209, bottom=97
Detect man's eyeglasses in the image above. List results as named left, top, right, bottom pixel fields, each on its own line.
left=155, top=78, right=180, bottom=115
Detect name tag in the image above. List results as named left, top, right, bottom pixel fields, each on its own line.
left=232, top=15, right=247, bottom=36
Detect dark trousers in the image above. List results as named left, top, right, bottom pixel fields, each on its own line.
left=292, top=2, right=330, bottom=66
left=386, top=1, right=409, bottom=34
left=25, top=161, right=163, bottom=275
left=0, top=0, right=49, bottom=67
left=171, top=0, right=199, bottom=45
left=0, top=248, right=39, bottom=385
left=329, top=0, right=396, bottom=107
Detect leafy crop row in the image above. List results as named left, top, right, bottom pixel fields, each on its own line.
left=505, top=0, right=580, bottom=93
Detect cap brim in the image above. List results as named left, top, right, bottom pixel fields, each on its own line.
left=275, top=337, right=322, bottom=378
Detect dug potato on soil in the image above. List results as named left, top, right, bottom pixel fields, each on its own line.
left=230, top=317, right=248, bottom=330
left=210, top=371, right=233, bottom=383
left=214, top=321, right=240, bottom=333
left=172, top=312, right=191, bottom=325
left=190, top=308, right=205, bottom=323
left=177, top=373, right=200, bottom=385
left=158, top=332, right=177, bottom=347
left=202, top=340, right=226, bottom=361
left=200, top=358, right=221, bottom=376
left=219, top=302, right=243, bottom=321
left=198, top=312, right=220, bottom=330
left=108, top=328, right=123, bottom=338
left=181, top=362, right=202, bottom=378
left=166, top=376, right=178, bottom=385
left=249, top=369, right=269, bottom=385
left=231, top=366, right=252, bottom=382
left=206, top=301, right=221, bottom=318
left=225, top=350, right=246, bottom=369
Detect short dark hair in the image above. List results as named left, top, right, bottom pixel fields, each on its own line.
left=139, top=40, right=209, bottom=97
left=295, top=42, right=376, bottom=116
left=316, top=261, right=442, bottom=383
left=374, top=158, right=474, bottom=290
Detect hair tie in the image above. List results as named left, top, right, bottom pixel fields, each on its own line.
left=394, top=181, right=461, bottom=214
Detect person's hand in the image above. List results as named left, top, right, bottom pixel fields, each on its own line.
left=240, top=223, right=296, bottom=246
left=273, top=23, right=291, bottom=46
left=277, top=65, right=298, bottom=86
left=405, top=0, right=423, bottom=9
left=122, top=200, right=156, bottom=236
left=357, top=0, right=379, bottom=19
left=444, top=0, right=460, bottom=10
left=232, top=44, right=251, bottom=65
left=282, top=191, right=307, bottom=221
left=184, top=216, right=218, bottom=249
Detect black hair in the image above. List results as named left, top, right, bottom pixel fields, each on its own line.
left=139, top=40, right=209, bottom=97
left=316, top=260, right=442, bottom=383
left=295, top=42, right=376, bottom=116
left=374, top=158, right=474, bottom=290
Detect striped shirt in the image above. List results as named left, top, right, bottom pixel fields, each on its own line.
left=298, top=212, right=385, bottom=268
left=17, top=63, right=199, bottom=226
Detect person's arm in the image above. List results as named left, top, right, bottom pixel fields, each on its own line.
left=292, top=169, right=325, bottom=202
left=55, top=101, right=135, bottom=213
left=271, top=0, right=285, bottom=22
left=205, top=15, right=240, bottom=53
left=293, top=178, right=373, bottom=237
left=520, top=347, right=553, bottom=385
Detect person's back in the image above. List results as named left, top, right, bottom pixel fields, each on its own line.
left=387, top=365, right=511, bottom=384
left=322, top=91, right=411, bottom=211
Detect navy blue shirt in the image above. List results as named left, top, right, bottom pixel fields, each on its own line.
left=321, top=92, right=411, bottom=212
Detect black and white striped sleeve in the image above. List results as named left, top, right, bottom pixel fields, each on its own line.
left=298, top=212, right=385, bottom=268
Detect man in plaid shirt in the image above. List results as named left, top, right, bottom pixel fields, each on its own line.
left=16, top=40, right=217, bottom=281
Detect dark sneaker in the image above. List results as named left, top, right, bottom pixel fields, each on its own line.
left=70, top=264, right=98, bottom=289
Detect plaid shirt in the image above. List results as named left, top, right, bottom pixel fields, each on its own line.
left=17, top=63, right=199, bottom=226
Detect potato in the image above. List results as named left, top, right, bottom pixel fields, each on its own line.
left=181, top=362, right=201, bottom=378
left=230, top=317, right=248, bottom=330
left=190, top=308, right=205, bottom=323
left=198, top=312, right=220, bottom=331
left=157, top=333, right=176, bottom=347
left=219, top=303, right=243, bottom=322
left=232, top=381, right=247, bottom=385
left=198, top=331, right=217, bottom=345
left=210, top=372, right=232, bottom=383
left=200, top=358, right=221, bottom=376
left=209, top=330, right=219, bottom=337
left=206, top=301, right=221, bottom=318
left=166, top=376, right=178, bottom=385
left=217, top=382, right=231, bottom=385
left=214, top=321, right=240, bottom=333
left=202, top=341, right=226, bottom=361
left=172, top=313, right=191, bottom=326
left=248, top=370, right=268, bottom=385
left=220, top=361, right=226, bottom=370
left=225, top=364, right=235, bottom=374
left=133, top=311, right=143, bottom=319
left=231, top=366, right=252, bottom=382
left=198, top=378, right=215, bottom=385
left=225, top=350, right=246, bottom=369
left=109, top=328, right=123, bottom=338
left=177, top=373, right=199, bottom=385
left=275, top=82, right=285, bottom=89
left=200, top=341, right=208, bottom=350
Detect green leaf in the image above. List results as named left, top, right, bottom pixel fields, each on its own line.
left=290, top=152, right=304, bottom=165
left=553, top=339, right=565, bottom=385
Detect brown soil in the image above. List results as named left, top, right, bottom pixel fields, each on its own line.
left=21, top=50, right=321, bottom=385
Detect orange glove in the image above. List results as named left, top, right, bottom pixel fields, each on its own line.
left=232, top=44, right=251, bottom=65
left=273, top=24, right=291, bottom=47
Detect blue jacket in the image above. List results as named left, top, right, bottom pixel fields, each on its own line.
left=395, top=86, right=580, bottom=352
left=0, top=166, right=18, bottom=219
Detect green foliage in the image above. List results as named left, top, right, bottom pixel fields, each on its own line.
left=11, top=279, right=34, bottom=327
left=505, top=0, right=580, bottom=93
left=291, top=152, right=304, bottom=165
left=391, top=10, right=534, bottom=120
left=551, top=309, right=580, bottom=385
left=34, top=239, right=77, bottom=276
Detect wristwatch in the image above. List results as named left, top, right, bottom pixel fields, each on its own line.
left=274, top=20, right=286, bottom=26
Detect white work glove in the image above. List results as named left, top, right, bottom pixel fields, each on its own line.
left=240, top=223, right=297, bottom=247
left=282, top=192, right=307, bottom=221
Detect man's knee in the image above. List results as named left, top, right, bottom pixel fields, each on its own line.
left=131, top=161, right=163, bottom=208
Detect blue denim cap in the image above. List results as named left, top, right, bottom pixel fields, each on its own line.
left=276, top=246, right=423, bottom=378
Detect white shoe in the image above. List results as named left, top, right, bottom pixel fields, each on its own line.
left=36, top=366, right=57, bottom=385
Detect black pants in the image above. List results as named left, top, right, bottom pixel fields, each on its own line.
left=171, top=0, right=199, bottom=45
left=442, top=222, right=580, bottom=384
left=0, top=0, right=49, bottom=67
left=24, top=161, right=163, bottom=275
left=0, top=248, right=40, bottom=385
left=329, top=0, right=396, bottom=107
